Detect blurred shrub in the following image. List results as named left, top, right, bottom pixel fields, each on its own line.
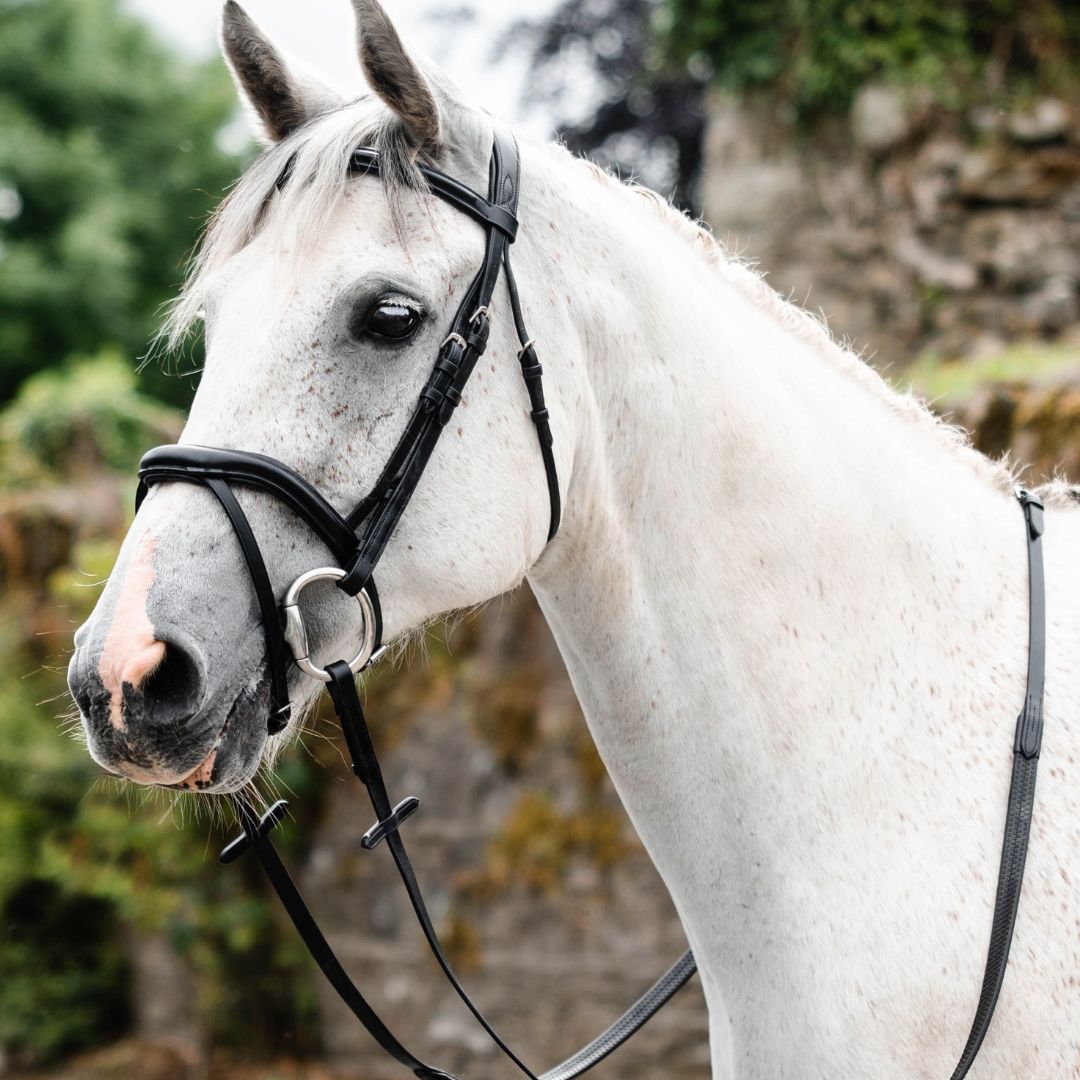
left=0, top=0, right=247, bottom=406
left=661, top=0, right=1080, bottom=120
left=0, top=585, right=324, bottom=1064
left=0, top=883, right=130, bottom=1062
left=0, top=351, right=178, bottom=486
left=0, top=364, right=323, bottom=1063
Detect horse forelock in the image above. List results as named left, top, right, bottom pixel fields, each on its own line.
left=159, top=97, right=433, bottom=354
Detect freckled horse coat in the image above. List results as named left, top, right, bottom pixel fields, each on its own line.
left=69, top=1, right=1080, bottom=1076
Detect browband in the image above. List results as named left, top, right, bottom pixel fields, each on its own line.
left=351, top=149, right=519, bottom=240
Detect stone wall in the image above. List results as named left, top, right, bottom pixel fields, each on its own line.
left=700, top=89, right=1080, bottom=366
left=945, top=374, right=1080, bottom=486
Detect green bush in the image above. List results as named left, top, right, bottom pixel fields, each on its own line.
left=0, top=351, right=178, bottom=486
left=660, top=0, right=1080, bottom=120
left=0, top=364, right=323, bottom=1062
left=0, top=883, right=130, bottom=1063
left=0, top=0, right=247, bottom=406
left=0, top=592, right=324, bottom=1064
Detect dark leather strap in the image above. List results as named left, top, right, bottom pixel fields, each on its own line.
left=227, top=792, right=459, bottom=1080
left=338, top=126, right=546, bottom=597
left=503, top=251, right=561, bottom=540
left=325, top=661, right=541, bottom=1078
left=324, top=660, right=696, bottom=1080
left=203, top=479, right=291, bottom=732
left=140, top=444, right=361, bottom=566
left=538, top=951, right=697, bottom=1080
left=139, top=444, right=387, bottom=662
left=219, top=659, right=696, bottom=1080
left=351, top=149, right=520, bottom=241
left=948, top=488, right=1046, bottom=1079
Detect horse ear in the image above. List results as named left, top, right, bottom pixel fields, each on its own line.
left=221, top=1, right=343, bottom=144
left=350, top=0, right=441, bottom=152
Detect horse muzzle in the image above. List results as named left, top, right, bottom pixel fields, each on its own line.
left=68, top=628, right=271, bottom=791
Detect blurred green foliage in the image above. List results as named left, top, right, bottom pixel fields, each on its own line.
left=0, top=883, right=130, bottom=1061
left=661, top=0, right=1080, bottom=120
left=0, top=351, right=179, bottom=485
left=0, top=357, right=323, bottom=1066
left=905, top=342, right=1080, bottom=401
left=0, top=0, right=246, bottom=406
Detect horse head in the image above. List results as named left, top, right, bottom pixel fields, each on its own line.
left=67, top=0, right=572, bottom=792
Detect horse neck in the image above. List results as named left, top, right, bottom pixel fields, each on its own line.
left=521, top=149, right=1030, bottom=841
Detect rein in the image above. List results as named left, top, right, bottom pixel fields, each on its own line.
left=134, top=127, right=1048, bottom=1078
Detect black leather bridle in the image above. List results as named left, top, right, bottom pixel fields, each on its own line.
left=137, top=128, right=696, bottom=1080
left=134, top=127, right=1049, bottom=1079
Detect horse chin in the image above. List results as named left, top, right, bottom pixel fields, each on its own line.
left=79, top=667, right=274, bottom=794
left=164, top=672, right=274, bottom=794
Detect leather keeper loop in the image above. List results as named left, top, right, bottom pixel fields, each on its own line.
left=433, top=355, right=460, bottom=379
left=338, top=554, right=374, bottom=597
left=440, top=338, right=465, bottom=369
left=420, top=386, right=444, bottom=411
left=532, top=413, right=554, bottom=448
left=437, top=386, right=462, bottom=426
left=464, top=327, right=487, bottom=353
left=465, top=313, right=490, bottom=350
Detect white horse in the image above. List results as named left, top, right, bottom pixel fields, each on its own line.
left=67, top=1, right=1080, bottom=1075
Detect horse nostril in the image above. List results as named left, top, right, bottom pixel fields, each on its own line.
left=119, top=640, right=166, bottom=692
left=136, top=639, right=205, bottom=721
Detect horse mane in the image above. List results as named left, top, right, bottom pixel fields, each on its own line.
left=164, top=100, right=1016, bottom=497
left=558, top=148, right=1018, bottom=496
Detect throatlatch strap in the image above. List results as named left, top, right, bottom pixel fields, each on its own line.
left=948, top=488, right=1046, bottom=1080
left=503, top=251, right=560, bottom=540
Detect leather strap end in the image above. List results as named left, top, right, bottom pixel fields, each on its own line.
left=1015, top=702, right=1043, bottom=760
left=219, top=799, right=289, bottom=865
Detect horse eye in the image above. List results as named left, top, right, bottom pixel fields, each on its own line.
left=364, top=301, right=422, bottom=342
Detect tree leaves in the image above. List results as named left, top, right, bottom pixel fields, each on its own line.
left=0, top=0, right=248, bottom=405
